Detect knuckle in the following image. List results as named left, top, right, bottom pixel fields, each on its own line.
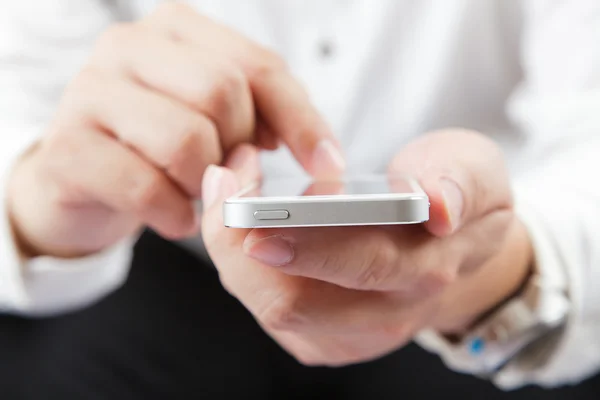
left=249, top=50, right=287, bottom=78
left=39, top=132, right=77, bottom=176
left=379, top=321, right=413, bottom=343
left=217, top=273, right=237, bottom=297
left=167, top=117, right=220, bottom=168
left=355, top=238, right=399, bottom=290
left=317, top=252, right=345, bottom=280
left=259, top=293, right=307, bottom=332
left=95, top=23, right=137, bottom=53
left=488, top=211, right=513, bottom=244
left=75, top=65, right=104, bottom=84
left=154, top=1, right=193, bottom=19
left=317, top=359, right=350, bottom=368
left=40, top=129, right=65, bottom=154
left=208, top=66, right=247, bottom=106
left=258, top=50, right=287, bottom=72
left=170, top=125, right=202, bottom=165
left=67, top=67, right=106, bottom=99
left=129, top=170, right=165, bottom=210
left=418, top=268, right=456, bottom=295
left=294, top=353, right=325, bottom=367
left=461, top=129, right=501, bottom=154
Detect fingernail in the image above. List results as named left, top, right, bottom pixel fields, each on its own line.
left=202, top=165, right=240, bottom=209
left=227, top=145, right=255, bottom=171
left=440, top=178, right=464, bottom=231
left=312, top=139, right=346, bottom=176
left=244, top=235, right=294, bottom=267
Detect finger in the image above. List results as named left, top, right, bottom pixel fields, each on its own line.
left=302, top=180, right=345, bottom=196
left=244, top=207, right=511, bottom=294
left=199, top=155, right=431, bottom=339
left=254, top=118, right=280, bottom=151
left=387, top=174, right=424, bottom=194
left=142, top=2, right=277, bottom=66
left=224, top=143, right=262, bottom=187
left=144, top=3, right=346, bottom=178
left=251, top=72, right=345, bottom=179
left=253, top=278, right=438, bottom=339
left=91, top=23, right=255, bottom=152
left=200, top=144, right=261, bottom=237
left=389, top=129, right=513, bottom=236
left=200, top=147, right=302, bottom=322
left=242, top=225, right=440, bottom=292
left=63, top=68, right=221, bottom=198
left=204, top=206, right=429, bottom=338
left=273, top=294, right=438, bottom=366
left=42, top=128, right=197, bottom=240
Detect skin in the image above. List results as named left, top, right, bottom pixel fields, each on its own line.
left=7, top=3, right=344, bottom=259
left=201, top=134, right=532, bottom=366
left=6, top=4, right=532, bottom=366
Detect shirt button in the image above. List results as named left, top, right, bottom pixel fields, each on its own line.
left=318, top=40, right=335, bottom=59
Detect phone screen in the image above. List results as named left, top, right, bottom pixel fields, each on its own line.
left=239, top=175, right=420, bottom=198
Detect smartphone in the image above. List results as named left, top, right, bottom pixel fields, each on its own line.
left=223, top=174, right=429, bottom=228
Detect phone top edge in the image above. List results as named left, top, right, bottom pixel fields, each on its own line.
left=224, top=193, right=428, bottom=204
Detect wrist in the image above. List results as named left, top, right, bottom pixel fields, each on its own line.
left=5, top=143, right=41, bottom=260
left=6, top=145, right=93, bottom=260
left=432, top=215, right=533, bottom=335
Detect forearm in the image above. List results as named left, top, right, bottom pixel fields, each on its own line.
left=432, top=215, right=533, bottom=334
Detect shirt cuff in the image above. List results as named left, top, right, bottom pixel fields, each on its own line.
left=0, top=131, right=135, bottom=317
left=415, top=184, right=571, bottom=390
left=13, top=237, right=136, bottom=317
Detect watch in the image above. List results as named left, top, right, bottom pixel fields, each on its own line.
left=415, top=260, right=570, bottom=378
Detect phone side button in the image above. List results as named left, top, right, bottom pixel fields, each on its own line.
left=254, top=210, right=290, bottom=220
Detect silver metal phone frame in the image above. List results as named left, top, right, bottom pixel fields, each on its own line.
left=223, top=178, right=430, bottom=228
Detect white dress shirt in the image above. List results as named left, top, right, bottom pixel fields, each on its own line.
left=1, top=0, right=600, bottom=390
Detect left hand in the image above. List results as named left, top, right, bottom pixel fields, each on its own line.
left=201, top=130, right=532, bottom=366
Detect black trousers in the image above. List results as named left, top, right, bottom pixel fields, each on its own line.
left=1, top=231, right=599, bottom=399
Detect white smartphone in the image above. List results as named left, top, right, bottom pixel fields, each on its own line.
left=223, top=174, right=429, bottom=228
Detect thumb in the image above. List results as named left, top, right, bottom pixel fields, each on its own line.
left=201, top=166, right=240, bottom=213
left=389, top=130, right=513, bottom=237
left=202, top=144, right=261, bottom=212
left=201, top=144, right=260, bottom=243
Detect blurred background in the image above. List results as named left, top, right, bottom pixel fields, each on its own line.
left=1, top=1, right=600, bottom=399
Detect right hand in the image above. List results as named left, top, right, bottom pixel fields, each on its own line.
left=6, top=3, right=345, bottom=259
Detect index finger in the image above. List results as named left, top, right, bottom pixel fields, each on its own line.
left=250, top=72, right=345, bottom=179
left=302, top=180, right=345, bottom=196
left=144, top=3, right=346, bottom=178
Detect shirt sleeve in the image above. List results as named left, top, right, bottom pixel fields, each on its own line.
left=417, top=0, right=600, bottom=389
left=0, top=1, right=137, bottom=317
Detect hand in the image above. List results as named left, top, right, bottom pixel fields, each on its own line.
left=7, top=2, right=344, bottom=259
left=202, top=130, right=532, bottom=366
